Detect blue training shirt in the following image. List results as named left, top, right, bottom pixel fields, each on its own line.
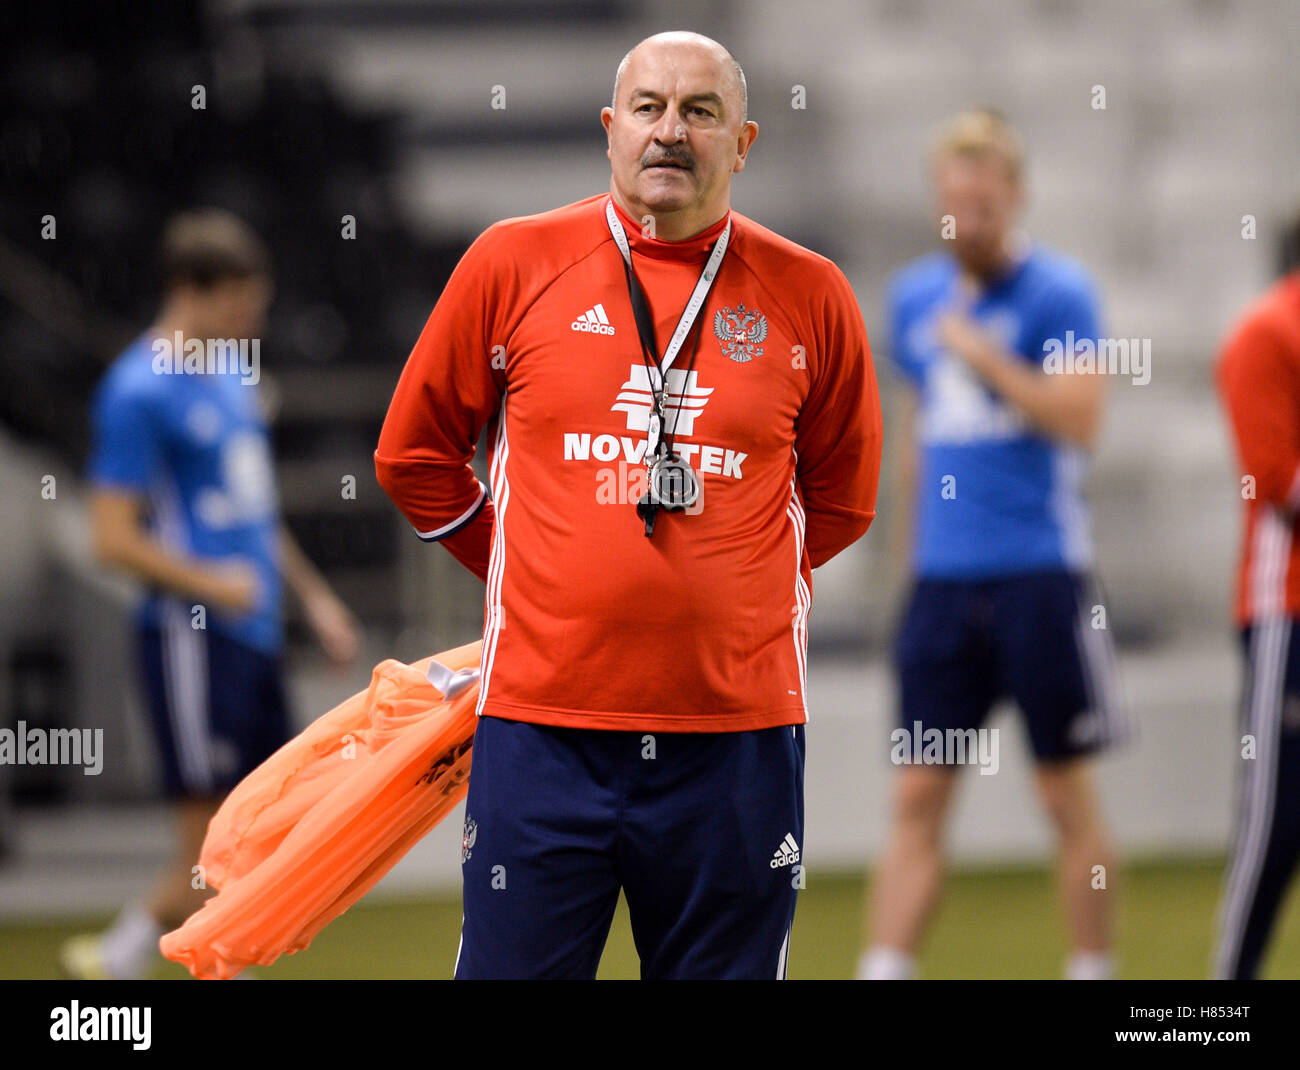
left=87, top=332, right=284, bottom=653
left=888, top=245, right=1102, bottom=579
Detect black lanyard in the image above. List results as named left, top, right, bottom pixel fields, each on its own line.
left=619, top=255, right=705, bottom=465
left=604, top=197, right=732, bottom=535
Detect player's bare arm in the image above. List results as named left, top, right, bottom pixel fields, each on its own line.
left=89, top=487, right=258, bottom=613
left=278, top=526, right=360, bottom=664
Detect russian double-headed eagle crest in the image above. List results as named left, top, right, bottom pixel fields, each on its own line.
left=713, top=302, right=767, bottom=362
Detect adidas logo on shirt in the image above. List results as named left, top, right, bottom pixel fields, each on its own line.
left=770, top=832, right=801, bottom=868
left=571, top=303, right=615, bottom=335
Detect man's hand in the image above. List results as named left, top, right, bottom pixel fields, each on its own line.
left=934, top=305, right=1105, bottom=449
left=91, top=489, right=267, bottom=612
left=300, top=587, right=360, bottom=666
left=204, top=560, right=260, bottom=614
left=278, top=527, right=362, bottom=666
left=936, top=308, right=1002, bottom=378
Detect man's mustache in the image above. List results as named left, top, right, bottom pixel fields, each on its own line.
left=642, top=153, right=693, bottom=169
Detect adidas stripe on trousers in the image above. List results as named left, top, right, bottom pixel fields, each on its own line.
left=1213, top=618, right=1300, bottom=979
left=454, top=715, right=805, bottom=979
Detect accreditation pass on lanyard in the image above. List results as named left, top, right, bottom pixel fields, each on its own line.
left=604, top=197, right=732, bottom=530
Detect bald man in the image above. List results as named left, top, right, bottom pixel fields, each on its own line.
left=376, top=32, right=882, bottom=979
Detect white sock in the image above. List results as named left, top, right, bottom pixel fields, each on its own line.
left=1066, top=950, right=1114, bottom=980
left=857, top=946, right=916, bottom=980
left=100, top=903, right=165, bottom=979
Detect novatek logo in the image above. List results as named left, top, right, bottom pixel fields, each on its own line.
left=563, top=365, right=747, bottom=478
left=572, top=303, right=615, bottom=335
left=770, top=833, right=801, bottom=868
left=612, top=365, right=712, bottom=435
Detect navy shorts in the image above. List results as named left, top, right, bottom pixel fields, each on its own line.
left=894, top=570, right=1130, bottom=762
left=1213, top=619, right=1300, bottom=978
left=137, top=616, right=290, bottom=799
left=454, top=715, right=806, bottom=979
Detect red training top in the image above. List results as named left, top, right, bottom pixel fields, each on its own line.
left=376, top=192, right=882, bottom=731
left=1217, top=270, right=1300, bottom=623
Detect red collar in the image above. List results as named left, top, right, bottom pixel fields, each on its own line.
left=607, top=194, right=731, bottom=263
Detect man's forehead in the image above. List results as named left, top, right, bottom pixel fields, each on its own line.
left=627, top=84, right=725, bottom=105
left=620, top=44, right=735, bottom=99
left=937, top=153, right=1018, bottom=187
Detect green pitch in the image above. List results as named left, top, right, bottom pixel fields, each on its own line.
left=3, top=855, right=1297, bottom=979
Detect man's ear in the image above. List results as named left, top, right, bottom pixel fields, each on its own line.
left=600, top=106, right=615, bottom=160
left=733, top=121, right=759, bottom=174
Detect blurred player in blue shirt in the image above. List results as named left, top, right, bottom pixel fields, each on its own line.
left=62, top=210, right=360, bottom=979
left=858, top=110, right=1130, bottom=980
